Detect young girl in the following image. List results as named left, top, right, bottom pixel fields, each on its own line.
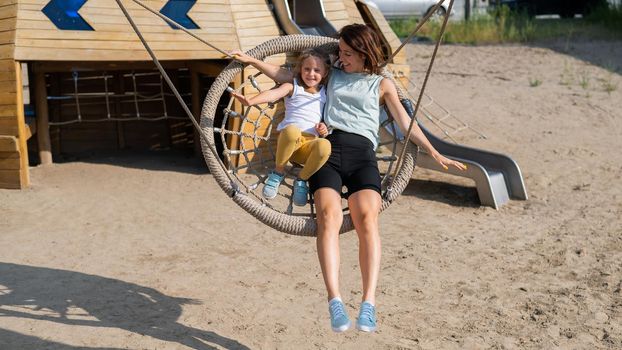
left=231, top=49, right=331, bottom=206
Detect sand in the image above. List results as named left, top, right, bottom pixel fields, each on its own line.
left=1, top=39, right=621, bottom=349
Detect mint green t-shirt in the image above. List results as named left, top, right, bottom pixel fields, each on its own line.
left=324, top=68, right=383, bottom=149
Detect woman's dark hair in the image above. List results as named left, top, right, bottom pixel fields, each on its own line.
left=293, top=48, right=331, bottom=88
left=337, top=24, right=384, bottom=75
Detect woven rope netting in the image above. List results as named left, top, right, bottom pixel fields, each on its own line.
left=199, top=35, right=417, bottom=236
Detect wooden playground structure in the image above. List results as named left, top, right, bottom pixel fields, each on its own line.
left=0, top=0, right=407, bottom=189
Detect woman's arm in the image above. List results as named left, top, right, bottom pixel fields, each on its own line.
left=380, top=79, right=466, bottom=171
left=231, top=83, right=293, bottom=106
left=229, top=50, right=294, bottom=83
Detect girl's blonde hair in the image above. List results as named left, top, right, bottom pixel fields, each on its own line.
left=293, top=48, right=331, bottom=88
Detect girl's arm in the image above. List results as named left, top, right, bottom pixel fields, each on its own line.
left=231, top=83, right=293, bottom=106
left=229, top=50, right=294, bottom=84
left=380, top=79, right=466, bottom=171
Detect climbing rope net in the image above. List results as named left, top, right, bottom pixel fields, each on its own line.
left=48, top=71, right=188, bottom=126
left=392, top=70, right=487, bottom=143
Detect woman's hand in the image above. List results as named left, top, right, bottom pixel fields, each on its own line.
left=432, top=152, right=467, bottom=171
left=315, top=123, right=329, bottom=137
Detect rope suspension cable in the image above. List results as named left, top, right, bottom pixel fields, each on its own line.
left=390, top=0, right=455, bottom=182
left=380, top=0, right=448, bottom=68
left=114, top=0, right=242, bottom=197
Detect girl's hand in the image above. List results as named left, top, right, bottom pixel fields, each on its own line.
left=230, top=91, right=252, bottom=106
left=228, top=50, right=254, bottom=64
left=433, top=153, right=467, bottom=171
left=316, top=123, right=328, bottom=137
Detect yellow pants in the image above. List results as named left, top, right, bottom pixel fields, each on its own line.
left=276, top=125, right=331, bottom=180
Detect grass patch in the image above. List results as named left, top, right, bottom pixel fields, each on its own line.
left=529, top=77, right=542, bottom=87
left=601, top=74, right=618, bottom=94
left=389, top=5, right=621, bottom=44
left=559, top=61, right=574, bottom=86
left=578, top=69, right=591, bottom=89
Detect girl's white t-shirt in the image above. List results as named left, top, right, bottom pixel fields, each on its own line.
left=277, top=79, right=326, bottom=136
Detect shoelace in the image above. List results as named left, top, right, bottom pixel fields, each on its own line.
left=329, top=301, right=346, bottom=319
left=359, top=304, right=375, bottom=322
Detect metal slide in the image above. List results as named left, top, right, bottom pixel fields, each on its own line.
left=382, top=101, right=528, bottom=209
left=269, top=0, right=337, bottom=36
left=416, top=125, right=528, bottom=208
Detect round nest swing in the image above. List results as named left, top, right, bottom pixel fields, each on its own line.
left=199, top=34, right=418, bottom=236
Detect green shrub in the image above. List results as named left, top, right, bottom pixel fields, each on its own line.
left=389, top=4, right=621, bottom=44
left=586, top=3, right=622, bottom=34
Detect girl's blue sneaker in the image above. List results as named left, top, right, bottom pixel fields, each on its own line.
left=328, top=298, right=351, bottom=333
left=262, top=172, right=284, bottom=199
left=356, top=301, right=377, bottom=332
left=292, top=179, right=309, bottom=206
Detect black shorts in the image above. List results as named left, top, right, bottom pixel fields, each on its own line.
left=309, top=130, right=381, bottom=198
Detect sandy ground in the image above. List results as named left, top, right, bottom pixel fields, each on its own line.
left=1, top=39, right=621, bottom=349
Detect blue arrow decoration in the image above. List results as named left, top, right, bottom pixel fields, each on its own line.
left=160, top=0, right=199, bottom=29
left=42, top=0, right=93, bottom=31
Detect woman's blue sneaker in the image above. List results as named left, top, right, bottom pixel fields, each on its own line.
left=292, top=179, right=309, bottom=206
left=262, top=171, right=284, bottom=199
left=328, top=298, right=351, bottom=333
left=356, top=301, right=377, bottom=332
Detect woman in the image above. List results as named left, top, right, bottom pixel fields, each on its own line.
left=231, top=24, right=465, bottom=333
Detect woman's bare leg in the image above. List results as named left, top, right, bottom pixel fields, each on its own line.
left=314, top=187, right=344, bottom=300
left=348, top=189, right=382, bottom=305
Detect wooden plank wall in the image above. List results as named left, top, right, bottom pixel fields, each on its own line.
left=14, top=0, right=244, bottom=61
left=230, top=0, right=280, bottom=52
left=324, top=0, right=363, bottom=30
left=229, top=0, right=285, bottom=170
left=0, top=1, right=28, bottom=189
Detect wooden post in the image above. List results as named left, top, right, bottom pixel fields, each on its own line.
left=465, top=0, right=471, bottom=21
left=14, top=62, right=30, bottom=187
left=34, top=71, right=52, bottom=165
